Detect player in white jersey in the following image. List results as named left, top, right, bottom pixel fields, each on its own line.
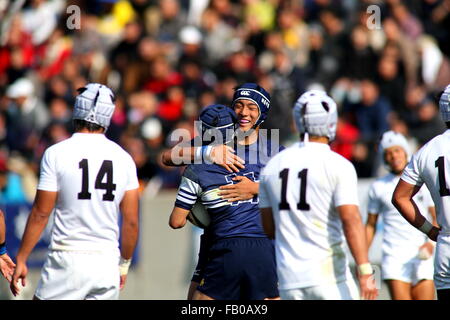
left=259, top=90, right=378, bottom=300
left=366, top=131, right=436, bottom=300
left=393, top=84, right=450, bottom=300
left=0, top=209, right=15, bottom=282
left=10, top=83, right=140, bottom=300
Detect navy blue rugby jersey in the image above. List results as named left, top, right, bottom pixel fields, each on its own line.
left=175, top=136, right=284, bottom=241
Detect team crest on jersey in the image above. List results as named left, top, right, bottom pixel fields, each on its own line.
left=225, top=172, right=259, bottom=206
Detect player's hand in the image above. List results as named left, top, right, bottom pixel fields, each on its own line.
left=120, top=274, right=127, bottom=290
left=218, top=176, right=258, bottom=202
left=358, top=273, right=378, bottom=300
left=418, top=241, right=435, bottom=260
left=427, top=226, right=440, bottom=242
left=0, top=254, right=15, bottom=282
left=10, top=260, right=27, bottom=297
left=210, top=145, right=245, bottom=173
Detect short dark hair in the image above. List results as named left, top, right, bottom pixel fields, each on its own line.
left=73, top=119, right=105, bottom=132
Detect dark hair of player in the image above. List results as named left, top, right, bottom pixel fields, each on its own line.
left=73, top=119, right=105, bottom=132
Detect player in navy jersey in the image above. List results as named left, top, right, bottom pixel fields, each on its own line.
left=168, top=83, right=283, bottom=299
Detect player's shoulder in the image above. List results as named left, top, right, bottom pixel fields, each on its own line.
left=182, top=164, right=202, bottom=183
left=105, top=138, right=132, bottom=155
left=328, top=148, right=355, bottom=169
left=262, top=143, right=294, bottom=168
left=43, top=135, right=76, bottom=155
left=416, top=131, right=449, bottom=157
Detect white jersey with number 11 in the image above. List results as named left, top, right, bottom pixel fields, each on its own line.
left=259, top=142, right=359, bottom=290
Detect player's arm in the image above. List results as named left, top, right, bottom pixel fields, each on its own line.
left=365, top=213, right=379, bottom=248
left=161, top=142, right=195, bottom=167
left=259, top=174, right=275, bottom=239
left=429, top=205, right=438, bottom=227
left=418, top=205, right=438, bottom=259
left=120, top=188, right=139, bottom=260
left=392, top=179, right=440, bottom=241
left=169, top=206, right=190, bottom=229
left=161, top=142, right=244, bottom=173
left=170, top=170, right=201, bottom=230
left=218, top=176, right=259, bottom=202
left=10, top=190, right=57, bottom=296
left=218, top=145, right=285, bottom=201
left=338, top=204, right=378, bottom=300
left=118, top=188, right=139, bottom=290
left=0, top=209, right=15, bottom=283
left=260, top=207, right=275, bottom=239
left=0, top=210, right=5, bottom=246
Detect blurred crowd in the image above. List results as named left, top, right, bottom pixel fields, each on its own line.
left=0, top=0, right=449, bottom=204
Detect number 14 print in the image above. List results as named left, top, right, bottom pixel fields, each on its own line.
left=78, top=159, right=116, bottom=201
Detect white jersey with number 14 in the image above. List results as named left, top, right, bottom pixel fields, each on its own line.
left=38, top=133, right=139, bottom=252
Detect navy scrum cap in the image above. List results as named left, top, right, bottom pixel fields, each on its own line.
left=232, top=83, right=271, bottom=127
left=199, top=104, right=238, bottom=144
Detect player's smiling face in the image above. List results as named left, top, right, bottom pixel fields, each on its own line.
left=233, top=99, right=260, bottom=132
left=385, top=145, right=408, bottom=174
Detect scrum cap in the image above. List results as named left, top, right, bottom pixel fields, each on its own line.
left=379, top=130, right=411, bottom=161
left=73, top=83, right=116, bottom=130
left=198, top=104, right=238, bottom=144
left=293, top=90, right=338, bottom=141
left=439, top=84, right=450, bottom=122
left=232, top=83, right=271, bottom=127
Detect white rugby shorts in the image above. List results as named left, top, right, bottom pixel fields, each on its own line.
left=382, top=253, right=434, bottom=285
left=279, top=278, right=360, bottom=300
left=34, top=250, right=120, bottom=300
left=434, top=235, right=450, bottom=290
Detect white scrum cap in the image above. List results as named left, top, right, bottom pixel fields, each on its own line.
left=73, top=83, right=116, bottom=130
left=439, top=84, right=450, bottom=122
left=293, top=90, right=338, bottom=141
left=379, top=130, right=411, bottom=160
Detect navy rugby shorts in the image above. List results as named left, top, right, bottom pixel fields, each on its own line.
left=197, top=237, right=279, bottom=300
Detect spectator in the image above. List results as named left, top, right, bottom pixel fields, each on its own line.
left=277, top=7, right=310, bottom=68
left=266, top=49, right=306, bottom=144
left=143, top=55, right=183, bottom=99
left=317, top=9, right=349, bottom=88
left=21, top=0, right=65, bottom=46
left=410, top=99, right=446, bottom=146
left=344, top=25, right=378, bottom=80
left=376, top=55, right=406, bottom=114
left=201, top=7, right=241, bottom=68
left=391, top=2, right=423, bottom=41
left=148, top=0, right=187, bottom=43
left=418, top=35, right=450, bottom=92
left=343, top=79, right=392, bottom=143
left=382, top=17, right=419, bottom=88
left=5, top=78, right=50, bottom=160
